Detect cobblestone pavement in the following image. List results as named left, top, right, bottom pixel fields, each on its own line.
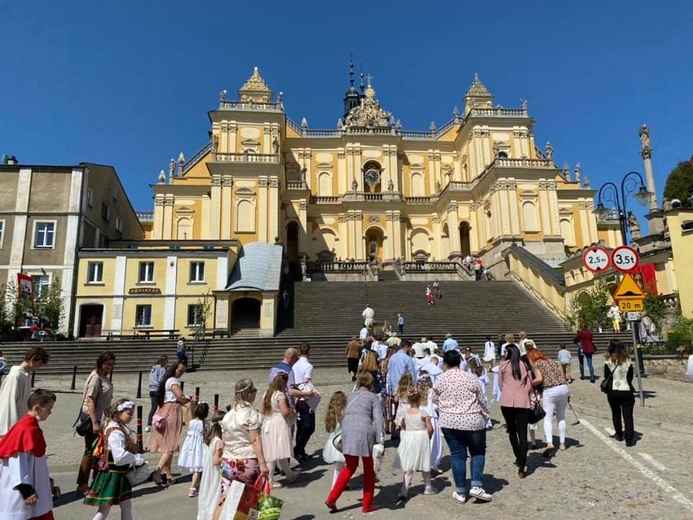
left=32, top=357, right=693, bottom=519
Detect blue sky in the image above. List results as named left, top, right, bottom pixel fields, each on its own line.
left=2, top=0, right=692, bottom=223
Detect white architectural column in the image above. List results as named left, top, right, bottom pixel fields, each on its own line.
left=220, top=178, right=233, bottom=239
left=338, top=151, right=347, bottom=194
left=355, top=214, right=364, bottom=259
left=268, top=178, right=279, bottom=242
left=258, top=178, right=268, bottom=242
left=447, top=203, right=461, bottom=255
left=548, top=187, right=561, bottom=235
left=210, top=176, right=222, bottom=239
left=432, top=216, right=442, bottom=260
left=216, top=255, right=228, bottom=290
left=201, top=196, right=211, bottom=239
left=110, top=255, right=127, bottom=333
left=498, top=186, right=511, bottom=235
left=469, top=205, right=480, bottom=252
left=229, top=123, right=237, bottom=153
left=163, top=256, right=177, bottom=330
left=162, top=196, right=174, bottom=239
left=507, top=184, right=520, bottom=235
left=298, top=201, right=308, bottom=255
left=152, top=197, right=164, bottom=239
left=538, top=184, right=552, bottom=234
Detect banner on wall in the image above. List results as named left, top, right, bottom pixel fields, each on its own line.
left=17, top=273, right=34, bottom=304
left=630, top=264, right=658, bottom=295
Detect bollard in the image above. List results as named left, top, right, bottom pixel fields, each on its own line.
left=70, top=365, right=77, bottom=391
left=180, top=381, right=185, bottom=393
left=31, top=371, right=36, bottom=388
left=136, top=405, right=143, bottom=452
left=136, top=372, right=143, bottom=399
left=195, top=387, right=200, bottom=403
left=109, top=369, right=113, bottom=383
left=213, top=394, right=219, bottom=413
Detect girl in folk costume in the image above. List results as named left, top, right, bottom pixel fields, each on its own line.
left=393, top=387, right=435, bottom=499
left=179, top=402, right=209, bottom=498
left=322, top=391, right=347, bottom=489
left=261, top=372, right=300, bottom=488
left=84, top=399, right=145, bottom=520
left=417, top=374, right=443, bottom=473
left=0, top=389, right=56, bottom=520
left=196, top=412, right=224, bottom=520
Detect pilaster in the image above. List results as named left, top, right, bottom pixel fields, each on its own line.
left=210, top=176, right=222, bottom=239
left=258, top=177, right=268, bottom=242
left=162, top=196, right=174, bottom=239
left=268, top=178, right=280, bottom=241
left=298, top=201, right=308, bottom=255
left=220, top=177, right=233, bottom=239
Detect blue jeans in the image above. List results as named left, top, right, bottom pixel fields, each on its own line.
left=585, top=353, right=595, bottom=381
left=441, top=427, right=486, bottom=492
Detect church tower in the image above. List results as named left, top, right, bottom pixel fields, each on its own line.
left=343, top=60, right=362, bottom=120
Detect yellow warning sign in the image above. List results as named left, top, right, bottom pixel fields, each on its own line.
left=614, top=273, right=646, bottom=300
left=618, top=299, right=643, bottom=312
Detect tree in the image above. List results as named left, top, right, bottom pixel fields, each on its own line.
left=564, top=279, right=611, bottom=331
left=34, top=277, right=65, bottom=332
left=0, top=284, right=12, bottom=332
left=192, top=290, right=214, bottom=331
left=663, top=156, right=693, bottom=207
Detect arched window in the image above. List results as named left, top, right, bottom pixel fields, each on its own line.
left=318, top=172, right=332, bottom=196
left=522, top=201, right=539, bottom=232
left=236, top=200, right=255, bottom=232
left=411, top=173, right=424, bottom=197
left=176, top=218, right=192, bottom=240
left=560, top=218, right=575, bottom=246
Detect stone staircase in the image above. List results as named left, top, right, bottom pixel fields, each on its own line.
left=0, top=280, right=630, bottom=374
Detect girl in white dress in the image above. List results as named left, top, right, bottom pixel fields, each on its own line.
left=417, top=375, right=442, bottom=472
left=196, top=412, right=223, bottom=520
left=394, top=372, right=414, bottom=438
left=393, top=388, right=434, bottom=499
left=179, top=402, right=209, bottom=497
left=261, top=372, right=300, bottom=488
left=322, top=391, right=347, bottom=489
left=469, top=357, right=493, bottom=429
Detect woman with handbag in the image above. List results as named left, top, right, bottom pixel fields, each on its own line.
left=325, top=371, right=384, bottom=514
left=499, top=344, right=533, bottom=479
left=526, top=347, right=570, bottom=457
left=77, top=351, right=116, bottom=495
left=84, top=399, right=145, bottom=520
left=604, top=341, right=636, bottom=446
left=216, top=378, right=269, bottom=519
left=149, top=361, right=189, bottom=485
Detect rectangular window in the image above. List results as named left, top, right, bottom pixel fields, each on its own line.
left=87, top=187, right=94, bottom=208
left=101, top=204, right=110, bottom=222
left=115, top=217, right=124, bottom=233
left=32, top=275, right=50, bottom=300
left=0, top=220, right=4, bottom=248
left=111, top=185, right=119, bottom=200
left=135, top=304, right=152, bottom=327
left=189, top=262, right=205, bottom=283
left=187, top=304, right=203, bottom=327
left=87, top=262, right=103, bottom=283
left=34, top=222, right=55, bottom=248
left=138, top=262, right=154, bottom=283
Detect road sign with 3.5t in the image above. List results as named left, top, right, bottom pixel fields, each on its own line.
left=582, top=246, right=611, bottom=273
left=611, top=246, right=640, bottom=272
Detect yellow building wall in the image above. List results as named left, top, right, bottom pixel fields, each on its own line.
left=667, top=210, right=693, bottom=317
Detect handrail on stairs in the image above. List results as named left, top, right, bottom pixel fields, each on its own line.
left=189, top=324, right=210, bottom=371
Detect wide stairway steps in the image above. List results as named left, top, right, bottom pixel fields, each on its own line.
left=0, top=280, right=630, bottom=374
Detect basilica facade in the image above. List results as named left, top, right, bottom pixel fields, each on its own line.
left=149, top=67, right=603, bottom=268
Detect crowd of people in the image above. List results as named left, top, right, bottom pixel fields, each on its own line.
left=0, top=322, right=641, bottom=518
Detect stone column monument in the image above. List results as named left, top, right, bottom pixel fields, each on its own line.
left=639, top=124, right=665, bottom=235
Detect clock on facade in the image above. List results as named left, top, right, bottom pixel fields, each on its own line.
left=364, top=168, right=381, bottom=185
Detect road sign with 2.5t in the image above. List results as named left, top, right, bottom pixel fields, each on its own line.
left=611, top=246, right=640, bottom=272
left=582, top=245, right=611, bottom=273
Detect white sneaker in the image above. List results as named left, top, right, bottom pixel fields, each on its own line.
left=423, top=485, right=437, bottom=495
left=469, top=486, right=492, bottom=502
left=451, top=491, right=466, bottom=504
left=144, top=426, right=152, bottom=433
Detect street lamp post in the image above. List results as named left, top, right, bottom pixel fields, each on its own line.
left=593, top=171, right=653, bottom=245
left=593, top=171, right=654, bottom=393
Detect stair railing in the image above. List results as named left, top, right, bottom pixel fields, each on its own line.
left=189, top=324, right=210, bottom=371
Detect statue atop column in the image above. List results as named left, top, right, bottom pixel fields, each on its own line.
left=544, top=141, right=554, bottom=160
left=639, top=124, right=652, bottom=158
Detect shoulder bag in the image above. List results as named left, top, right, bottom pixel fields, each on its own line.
left=73, top=372, right=99, bottom=437
left=601, top=366, right=614, bottom=394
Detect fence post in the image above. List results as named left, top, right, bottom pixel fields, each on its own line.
left=70, top=365, right=77, bottom=391
left=213, top=394, right=219, bottom=413
left=31, top=372, right=36, bottom=389
left=195, top=386, right=200, bottom=404
left=136, top=405, right=143, bottom=452
left=136, top=372, right=143, bottom=399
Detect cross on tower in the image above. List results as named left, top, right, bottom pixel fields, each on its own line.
left=365, top=74, right=374, bottom=87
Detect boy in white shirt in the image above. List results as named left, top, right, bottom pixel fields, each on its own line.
left=557, top=344, right=574, bottom=383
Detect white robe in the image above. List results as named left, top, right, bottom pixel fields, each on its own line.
left=0, top=366, right=31, bottom=437
left=197, top=437, right=222, bottom=520
left=0, top=452, right=52, bottom=520
left=422, top=390, right=442, bottom=470
left=362, top=307, right=374, bottom=327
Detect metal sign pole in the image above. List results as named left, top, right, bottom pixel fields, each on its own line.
left=630, top=320, right=645, bottom=407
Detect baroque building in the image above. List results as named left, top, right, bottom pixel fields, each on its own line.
left=148, top=67, right=603, bottom=269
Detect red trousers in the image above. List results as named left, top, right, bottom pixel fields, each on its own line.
left=327, top=454, right=376, bottom=512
